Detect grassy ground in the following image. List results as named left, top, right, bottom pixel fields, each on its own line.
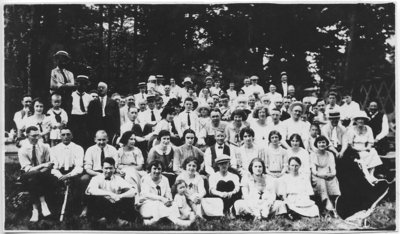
left=4, top=163, right=396, bottom=231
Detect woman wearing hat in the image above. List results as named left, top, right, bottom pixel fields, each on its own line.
left=225, top=109, right=250, bottom=148
left=310, top=135, right=340, bottom=217
left=339, top=111, right=382, bottom=181
left=209, top=154, right=241, bottom=217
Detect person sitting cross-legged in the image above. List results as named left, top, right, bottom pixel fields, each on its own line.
left=85, top=157, right=138, bottom=226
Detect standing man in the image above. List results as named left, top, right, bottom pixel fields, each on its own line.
left=87, top=82, right=120, bottom=141
left=18, top=126, right=55, bottom=222
left=339, top=91, right=360, bottom=127
left=69, top=75, right=93, bottom=149
left=13, top=95, right=32, bottom=138
left=247, top=75, right=265, bottom=98
left=50, top=51, right=75, bottom=109
left=134, top=82, right=148, bottom=107
left=276, top=71, right=289, bottom=97
left=321, top=111, right=346, bottom=154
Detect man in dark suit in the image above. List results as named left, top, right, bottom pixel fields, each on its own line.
left=276, top=71, right=290, bottom=97
left=87, top=82, right=120, bottom=142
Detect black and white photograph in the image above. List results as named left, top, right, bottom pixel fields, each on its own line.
left=2, top=2, right=397, bottom=231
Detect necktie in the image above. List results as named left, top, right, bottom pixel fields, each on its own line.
left=156, top=185, right=161, bottom=195
left=60, top=68, right=69, bottom=84
left=259, top=191, right=264, bottom=200
left=32, top=145, right=38, bottom=166
left=37, top=122, right=43, bottom=133
left=100, top=148, right=105, bottom=164
left=151, top=110, right=156, bottom=121
left=78, top=92, right=86, bottom=113
left=171, top=120, right=178, bottom=135
left=187, top=112, right=191, bottom=127
left=53, top=111, right=62, bottom=123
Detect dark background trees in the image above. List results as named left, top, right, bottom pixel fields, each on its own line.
left=4, top=3, right=395, bottom=130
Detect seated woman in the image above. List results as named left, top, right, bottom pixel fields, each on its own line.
left=137, top=160, right=189, bottom=227
left=173, top=129, right=204, bottom=175
left=117, top=131, right=145, bottom=192
left=261, top=130, right=288, bottom=193
left=339, top=111, right=383, bottom=182
left=147, top=130, right=176, bottom=185
left=336, top=147, right=390, bottom=220
left=176, top=156, right=223, bottom=218
left=234, top=127, right=264, bottom=176
left=234, top=158, right=286, bottom=220
left=310, top=136, right=340, bottom=216
left=281, top=157, right=319, bottom=219
left=209, top=155, right=241, bottom=217
left=287, top=134, right=311, bottom=177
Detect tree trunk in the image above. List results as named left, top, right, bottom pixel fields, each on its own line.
left=343, top=8, right=357, bottom=87
left=106, top=5, right=113, bottom=84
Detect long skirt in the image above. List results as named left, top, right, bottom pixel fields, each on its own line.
left=285, top=195, right=319, bottom=217
left=358, top=149, right=383, bottom=169
left=139, top=200, right=180, bottom=222
left=234, top=199, right=287, bottom=218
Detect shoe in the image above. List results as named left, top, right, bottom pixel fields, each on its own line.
left=41, top=203, right=51, bottom=217
left=30, top=209, right=39, bottom=222
left=79, top=207, right=88, bottom=218
left=116, top=218, right=129, bottom=227
left=143, top=218, right=157, bottom=226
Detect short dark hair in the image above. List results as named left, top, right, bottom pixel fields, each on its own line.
left=157, top=130, right=171, bottom=141
left=160, top=106, right=175, bottom=119
left=288, top=134, right=305, bottom=148
left=181, top=156, right=200, bottom=171
left=102, top=157, right=116, bottom=167
left=119, top=131, right=135, bottom=145
left=268, top=130, right=282, bottom=142
left=22, top=94, right=32, bottom=100
left=184, top=97, right=194, bottom=103
left=239, top=127, right=255, bottom=140
left=210, top=108, right=222, bottom=116
left=288, top=156, right=301, bottom=166
left=314, top=135, right=330, bottom=148
left=219, top=93, right=229, bottom=100
left=252, top=106, right=269, bottom=119
left=26, top=126, right=39, bottom=134
left=128, top=105, right=138, bottom=112
left=181, top=129, right=197, bottom=145
left=147, top=160, right=164, bottom=172
left=248, top=158, right=266, bottom=174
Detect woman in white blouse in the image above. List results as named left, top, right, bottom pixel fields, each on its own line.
left=286, top=134, right=311, bottom=177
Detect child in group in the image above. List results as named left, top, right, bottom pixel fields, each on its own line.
left=306, top=123, right=320, bottom=153
left=173, top=180, right=196, bottom=224
left=47, top=93, right=68, bottom=146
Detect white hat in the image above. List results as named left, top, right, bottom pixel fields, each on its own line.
left=148, top=75, right=157, bottom=82
left=352, top=111, right=370, bottom=122
left=215, top=154, right=231, bottom=164
left=182, top=77, right=193, bottom=85
left=250, top=75, right=259, bottom=80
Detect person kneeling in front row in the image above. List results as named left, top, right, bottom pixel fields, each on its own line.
left=85, top=157, right=138, bottom=226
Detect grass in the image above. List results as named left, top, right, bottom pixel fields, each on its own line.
left=4, top=163, right=396, bottom=231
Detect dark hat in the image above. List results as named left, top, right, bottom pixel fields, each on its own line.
left=146, top=95, right=156, bottom=102
left=327, top=110, right=341, bottom=119
left=54, top=50, right=71, bottom=59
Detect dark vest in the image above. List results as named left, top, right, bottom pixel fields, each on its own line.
left=210, top=144, right=230, bottom=171
left=366, top=111, right=384, bottom=138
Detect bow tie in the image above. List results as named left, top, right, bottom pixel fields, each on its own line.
left=218, top=146, right=223, bottom=149
left=105, top=177, right=111, bottom=181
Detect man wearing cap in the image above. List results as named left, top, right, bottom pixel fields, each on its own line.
left=155, top=75, right=165, bottom=96
left=321, top=111, right=346, bottom=153
left=137, top=95, right=161, bottom=133
left=87, top=82, right=120, bottom=141
left=276, top=72, right=290, bottom=97
left=50, top=51, right=75, bottom=91
left=199, top=76, right=214, bottom=100
left=180, top=77, right=195, bottom=102
left=69, top=75, right=93, bottom=148
left=247, top=75, right=265, bottom=98
left=147, top=75, right=159, bottom=96
left=241, top=77, right=251, bottom=96
left=282, top=101, right=310, bottom=144
left=134, top=82, right=148, bottom=107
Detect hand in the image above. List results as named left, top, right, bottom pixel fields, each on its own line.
left=164, top=199, right=172, bottom=207
left=193, top=197, right=200, bottom=204
left=119, top=170, right=126, bottom=178
left=226, top=192, right=233, bottom=199
left=59, top=174, right=71, bottom=181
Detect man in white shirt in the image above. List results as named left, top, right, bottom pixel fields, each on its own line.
left=162, top=85, right=172, bottom=106
left=80, top=130, right=119, bottom=217
left=266, top=108, right=290, bottom=149
left=85, top=157, right=137, bottom=225
left=326, top=91, right=341, bottom=112
left=282, top=102, right=310, bottom=144
left=339, top=91, right=360, bottom=127
left=134, top=82, right=148, bottom=107
left=14, top=95, right=32, bottom=138
left=137, top=95, right=161, bottom=127
left=241, top=77, right=251, bottom=95
left=69, top=75, right=93, bottom=149
left=175, top=97, right=199, bottom=137
left=169, top=78, right=182, bottom=99
left=50, top=51, right=75, bottom=92
left=120, top=93, right=135, bottom=126
left=50, top=128, right=85, bottom=215
left=247, top=75, right=265, bottom=98
left=199, top=76, right=214, bottom=99
left=18, top=126, right=54, bottom=222
left=321, top=111, right=346, bottom=154
left=210, top=78, right=222, bottom=96
left=277, top=71, right=289, bottom=97
left=265, top=84, right=283, bottom=104
left=315, top=98, right=329, bottom=126
left=226, top=82, right=237, bottom=106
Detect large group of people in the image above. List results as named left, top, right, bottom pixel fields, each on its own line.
left=12, top=50, right=393, bottom=227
